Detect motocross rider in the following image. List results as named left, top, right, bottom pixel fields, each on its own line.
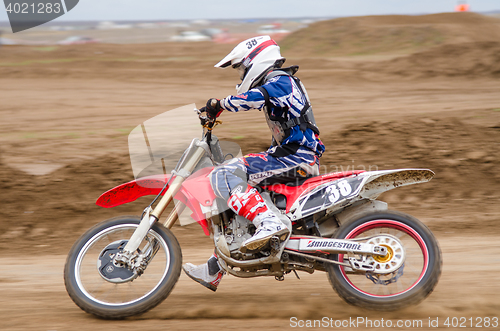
left=183, top=36, right=325, bottom=291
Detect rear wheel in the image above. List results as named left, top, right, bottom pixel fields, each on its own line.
left=326, top=211, right=441, bottom=311
left=64, top=216, right=182, bottom=319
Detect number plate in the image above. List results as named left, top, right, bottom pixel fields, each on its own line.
left=295, top=176, right=366, bottom=217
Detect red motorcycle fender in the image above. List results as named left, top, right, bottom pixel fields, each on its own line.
left=96, top=167, right=216, bottom=235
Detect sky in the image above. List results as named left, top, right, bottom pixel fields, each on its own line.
left=1, top=0, right=500, bottom=22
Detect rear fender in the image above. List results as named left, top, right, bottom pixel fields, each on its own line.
left=96, top=167, right=216, bottom=235
left=288, top=169, right=433, bottom=220
left=359, top=169, right=434, bottom=199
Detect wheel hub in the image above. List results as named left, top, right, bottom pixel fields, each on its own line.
left=365, top=235, right=405, bottom=274
left=372, top=244, right=394, bottom=263
left=97, top=240, right=137, bottom=283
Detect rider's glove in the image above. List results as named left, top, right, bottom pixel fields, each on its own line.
left=203, top=98, right=223, bottom=121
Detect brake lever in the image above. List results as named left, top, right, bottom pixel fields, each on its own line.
left=195, top=108, right=208, bottom=126
left=194, top=107, right=218, bottom=129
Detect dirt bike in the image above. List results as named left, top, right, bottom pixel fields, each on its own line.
left=64, top=105, right=442, bottom=319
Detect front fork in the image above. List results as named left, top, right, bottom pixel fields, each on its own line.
left=116, top=139, right=209, bottom=267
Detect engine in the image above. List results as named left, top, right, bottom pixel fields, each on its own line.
left=225, top=215, right=254, bottom=257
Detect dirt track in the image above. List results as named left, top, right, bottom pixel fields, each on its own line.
left=1, top=238, right=500, bottom=330
left=1, top=12, right=500, bottom=330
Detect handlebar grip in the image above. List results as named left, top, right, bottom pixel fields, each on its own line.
left=209, top=98, right=218, bottom=108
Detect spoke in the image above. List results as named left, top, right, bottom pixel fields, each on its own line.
left=126, top=283, right=135, bottom=302
left=404, top=262, right=423, bottom=276
left=404, top=247, right=420, bottom=255
left=381, top=283, right=391, bottom=295
left=104, top=234, right=113, bottom=245
left=112, top=284, right=122, bottom=304
left=367, top=282, right=379, bottom=295
left=399, top=275, right=415, bottom=290
left=87, top=276, right=106, bottom=295
left=395, top=231, right=406, bottom=239
left=375, top=283, right=385, bottom=295
left=121, top=283, right=131, bottom=303
left=130, top=281, right=142, bottom=300
left=100, top=284, right=113, bottom=303
left=395, top=277, right=405, bottom=293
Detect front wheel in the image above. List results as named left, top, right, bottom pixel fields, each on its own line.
left=64, top=216, right=182, bottom=319
left=326, top=210, right=442, bottom=311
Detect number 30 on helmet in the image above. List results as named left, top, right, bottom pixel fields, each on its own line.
left=214, top=35, right=286, bottom=94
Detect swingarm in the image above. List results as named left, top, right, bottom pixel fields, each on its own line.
left=285, top=235, right=401, bottom=273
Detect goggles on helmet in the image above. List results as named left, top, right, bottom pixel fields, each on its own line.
left=232, top=63, right=248, bottom=81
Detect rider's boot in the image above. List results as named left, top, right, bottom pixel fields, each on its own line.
left=228, top=185, right=289, bottom=252
left=182, top=253, right=224, bottom=292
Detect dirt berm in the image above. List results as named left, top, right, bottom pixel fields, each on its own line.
left=281, top=12, right=500, bottom=56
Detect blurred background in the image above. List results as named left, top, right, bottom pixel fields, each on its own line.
left=0, top=1, right=499, bottom=330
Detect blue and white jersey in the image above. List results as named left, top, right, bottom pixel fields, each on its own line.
left=220, top=75, right=325, bottom=157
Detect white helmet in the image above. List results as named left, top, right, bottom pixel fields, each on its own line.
left=214, top=35, right=285, bottom=94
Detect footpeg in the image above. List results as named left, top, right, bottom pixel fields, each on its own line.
left=270, top=236, right=280, bottom=256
